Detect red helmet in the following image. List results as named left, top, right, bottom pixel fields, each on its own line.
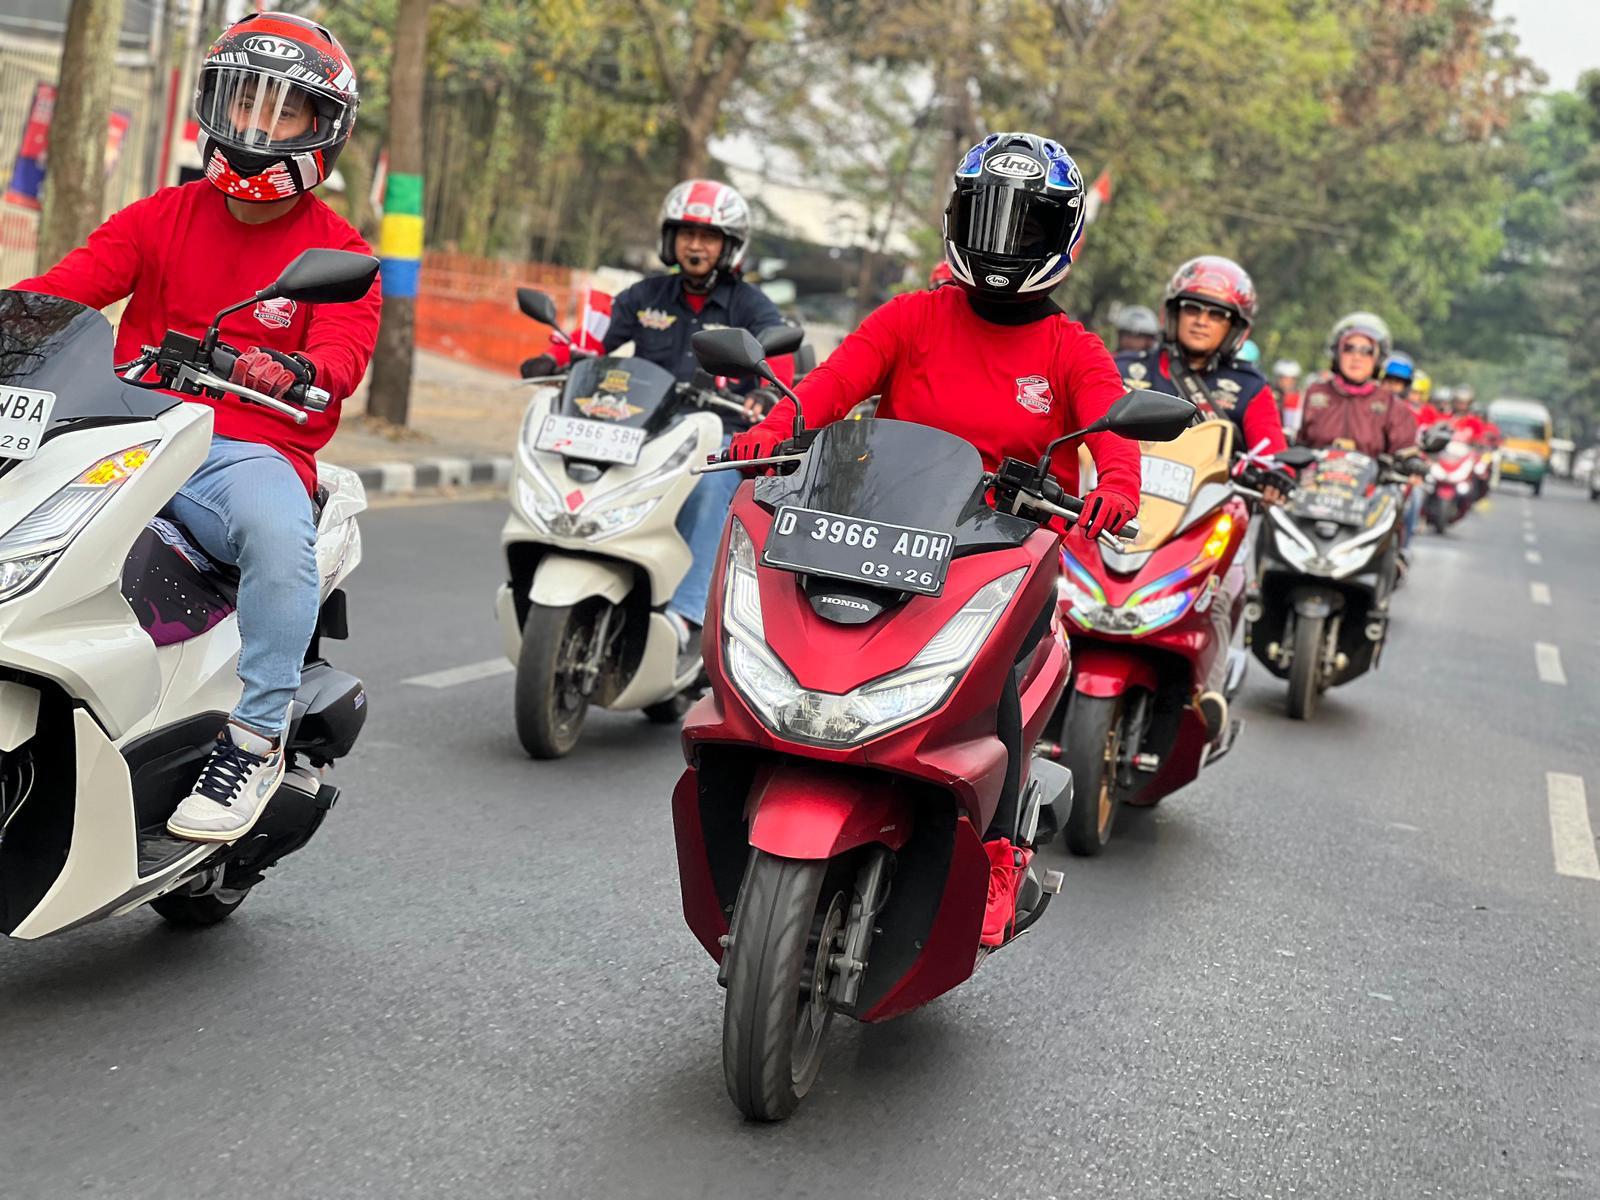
left=658, top=179, right=751, bottom=275
left=195, top=13, right=358, bottom=204
left=1162, top=255, right=1257, bottom=360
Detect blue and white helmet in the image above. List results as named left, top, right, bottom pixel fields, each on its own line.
left=942, top=132, right=1087, bottom=299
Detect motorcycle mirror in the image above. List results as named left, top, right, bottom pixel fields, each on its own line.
left=1420, top=426, right=1452, bottom=454
left=263, top=249, right=381, bottom=305
left=517, top=287, right=560, bottom=328
left=1095, top=390, right=1198, bottom=442
left=1275, top=445, right=1321, bottom=468
left=757, top=324, right=804, bottom=358
left=692, top=327, right=769, bottom=377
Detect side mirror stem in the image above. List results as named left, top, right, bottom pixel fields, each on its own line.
left=1035, top=419, right=1106, bottom=477
left=200, top=291, right=268, bottom=356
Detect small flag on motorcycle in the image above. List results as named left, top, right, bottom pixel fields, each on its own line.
left=1083, top=169, right=1113, bottom=225
left=576, top=289, right=612, bottom=354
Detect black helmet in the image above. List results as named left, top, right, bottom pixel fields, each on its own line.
left=941, top=132, right=1087, bottom=300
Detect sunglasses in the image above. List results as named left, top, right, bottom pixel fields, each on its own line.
left=1177, top=299, right=1233, bottom=323
left=1339, top=342, right=1379, bottom=358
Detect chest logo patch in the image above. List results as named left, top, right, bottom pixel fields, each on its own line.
left=637, top=308, right=676, bottom=331
left=1217, top=378, right=1240, bottom=393
left=1015, top=375, right=1054, bottom=415
left=253, top=297, right=297, bottom=330
left=1127, top=362, right=1148, bottom=380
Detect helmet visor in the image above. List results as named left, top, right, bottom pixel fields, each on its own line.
left=950, top=187, right=1074, bottom=261
left=197, top=67, right=343, bottom=154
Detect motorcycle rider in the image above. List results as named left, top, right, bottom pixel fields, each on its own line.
left=524, top=180, right=786, bottom=670
left=1112, top=304, right=1160, bottom=354
left=1271, top=359, right=1304, bottom=434
left=1113, top=255, right=1291, bottom=741
left=10, top=13, right=378, bottom=843
left=730, top=131, right=1143, bottom=944
left=1297, top=314, right=1427, bottom=563
left=1382, top=353, right=1426, bottom=548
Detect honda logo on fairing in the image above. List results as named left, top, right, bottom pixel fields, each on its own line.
left=244, top=36, right=304, bottom=60
left=818, top=595, right=871, bottom=612
left=986, top=152, right=1044, bottom=179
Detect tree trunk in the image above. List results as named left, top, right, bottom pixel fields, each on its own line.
left=38, top=0, right=126, bottom=269
left=366, top=0, right=431, bottom=427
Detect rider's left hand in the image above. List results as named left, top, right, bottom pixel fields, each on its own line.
left=1078, top=488, right=1137, bottom=539
left=742, top=387, right=779, bottom=420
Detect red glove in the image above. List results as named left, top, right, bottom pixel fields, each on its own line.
left=230, top=348, right=308, bottom=399
left=1077, top=487, right=1137, bottom=539
left=725, top=421, right=787, bottom=471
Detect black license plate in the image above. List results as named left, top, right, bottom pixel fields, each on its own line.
left=761, top=505, right=954, bottom=596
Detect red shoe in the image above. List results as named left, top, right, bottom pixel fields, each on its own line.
left=981, top=837, right=1032, bottom=947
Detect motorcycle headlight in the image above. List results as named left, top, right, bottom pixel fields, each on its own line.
left=576, top=496, right=659, bottom=540
left=514, top=473, right=567, bottom=531
left=722, top=520, right=1025, bottom=745
left=0, top=443, right=157, bottom=601
left=1073, top=584, right=1195, bottom=636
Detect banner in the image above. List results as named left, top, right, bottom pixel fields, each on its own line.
left=4, top=82, right=135, bottom=211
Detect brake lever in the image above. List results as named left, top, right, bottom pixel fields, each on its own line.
left=188, top=367, right=309, bottom=425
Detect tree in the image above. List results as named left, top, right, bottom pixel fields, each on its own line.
left=38, top=0, right=125, bottom=268
left=365, top=0, right=432, bottom=426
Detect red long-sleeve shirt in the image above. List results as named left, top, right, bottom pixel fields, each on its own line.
left=758, top=287, right=1141, bottom=511
left=11, top=181, right=380, bottom=494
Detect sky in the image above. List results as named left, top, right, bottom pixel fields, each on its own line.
left=1496, top=0, right=1600, bottom=91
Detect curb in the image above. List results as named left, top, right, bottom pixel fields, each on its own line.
left=352, top=456, right=513, bottom=496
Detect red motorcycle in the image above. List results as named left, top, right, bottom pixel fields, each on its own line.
left=670, top=328, right=1194, bottom=1120
left=1048, top=424, right=1301, bottom=853
left=1423, top=425, right=1478, bottom=532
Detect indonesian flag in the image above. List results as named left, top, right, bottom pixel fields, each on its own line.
left=575, top=288, right=612, bottom=353
left=1083, top=169, right=1113, bottom=224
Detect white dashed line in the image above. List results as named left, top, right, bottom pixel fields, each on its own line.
left=1530, top=582, right=1552, bottom=606
left=1523, top=531, right=1537, bottom=545
left=1526, top=550, right=1543, bottom=565
left=1548, top=773, right=1600, bottom=881
left=1535, top=642, right=1567, bottom=686
left=404, top=658, right=514, bottom=689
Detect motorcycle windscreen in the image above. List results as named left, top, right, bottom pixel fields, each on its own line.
left=559, top=355, right=677, bottom=431
left=1290, top=453, right=1381, bottom=525
left=755, top=418, right=986, bottom=597
left=0, top=291, right=178, bottom=436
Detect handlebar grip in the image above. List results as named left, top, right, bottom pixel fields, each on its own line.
left=1056, top=494, right=1084, bottom=516
left=209, top=344, right=326, bottom=412
left=1118, top=518, right=1140, bottom=540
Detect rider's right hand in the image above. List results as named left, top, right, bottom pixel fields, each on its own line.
left=520, top=353, right=560, bottom=379
left=230, top=347, right=305, bottom=399
left=727, top=423, right=785, bottom=467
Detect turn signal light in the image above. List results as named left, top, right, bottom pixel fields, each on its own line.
left=78, top=446, right=152, bottom=488
left=1201, top=513, right=1234, bottom=559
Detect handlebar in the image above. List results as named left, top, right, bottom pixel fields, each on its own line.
left=209, top=345, right=330, bottom=413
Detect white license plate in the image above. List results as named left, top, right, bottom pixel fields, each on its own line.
left=0, top=386, right=55, bottom=462
left=1140, top=455, right=1195, bottom=504
left=535, top=415, right=645, bottom=465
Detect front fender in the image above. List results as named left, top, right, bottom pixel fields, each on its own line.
left=1071, top=642, right=1159, bottom=699
left=528, top=553, right=632, bottom=608
left=748, top=762, right=912, bottom=860
left=1291, top=587, right=1338, bottom=619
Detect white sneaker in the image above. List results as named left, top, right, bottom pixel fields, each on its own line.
left=664, top=610, right=702, bottom=678
left=167, top=722, right=286, bottom=843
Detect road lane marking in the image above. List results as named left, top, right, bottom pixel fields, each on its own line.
left=1526, top=550, right=1542, bottom=564
left=1523, top=532, right=1537, bottom=544
left=1548, top=773, right=1600, bottom=881
left=1535, top=642, right=1567, bottom=685
left=405, top=658, right=514, bottom=689
left=1531, top=582, right=1552, bottom=606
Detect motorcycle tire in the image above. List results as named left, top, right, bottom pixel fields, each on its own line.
left=1061, top=692, right=1125, bottom=857
left=721, top=851, right=842, bottom=1122
left=1286, top=613, right=1324, bottom=721
left=149, top=886, right=251, bottom=927
left=515, top=603, right=595, bottom=759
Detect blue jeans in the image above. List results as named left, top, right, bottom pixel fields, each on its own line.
left=1402, top=483, right=1422, bottom=550
left=668, top=437, right=739, bottom=625
left=163, top=436, right=320, bottom=737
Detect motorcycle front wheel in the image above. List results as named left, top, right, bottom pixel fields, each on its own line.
left=1286, top=613, right=1325, bottom=721
left=1062, top=692, right=1126, bottom=857
left=515, top=602, right=599, bottom=758
left=721, top=851, right=846, bottom=1122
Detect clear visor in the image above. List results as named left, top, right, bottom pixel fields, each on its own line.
left=197, top=67, right=340, bottom=153
left=951, top=187, right=1074, bottom=261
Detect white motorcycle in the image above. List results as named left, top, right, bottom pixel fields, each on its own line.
left=496, top=288, right=802, bottom=757
left=0, top=249, right=376, bottom=939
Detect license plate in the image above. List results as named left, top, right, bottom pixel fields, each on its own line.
left=1140, top=455, right=1195, bottom=504
left=0, top=386, right=54, bottom=462
left=761, top=505, right=954, bottom=596
left=535, top=415, right=645, bottom=465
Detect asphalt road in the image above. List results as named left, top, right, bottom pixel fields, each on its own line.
left=2, top=481, right=1597, bottom=1200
